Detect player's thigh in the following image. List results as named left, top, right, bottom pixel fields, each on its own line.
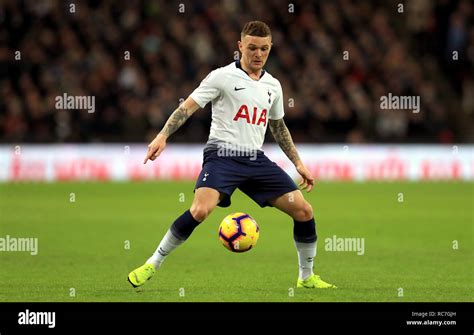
left=190, top=187, right=223, bottom=219
left=268, top=190, right=313, bottom=221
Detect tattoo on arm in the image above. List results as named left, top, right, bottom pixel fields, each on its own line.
left=159, top=105, right=192, bottom=138
left=269, top=119, right=302, bottom=166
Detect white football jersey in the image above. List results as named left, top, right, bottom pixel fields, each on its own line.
left=190, top=61, right=284, bottom=151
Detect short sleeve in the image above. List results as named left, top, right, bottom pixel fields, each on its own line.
left=269, top=81, right=285, bottom=120
left=189, top=69, right=222, bottom=108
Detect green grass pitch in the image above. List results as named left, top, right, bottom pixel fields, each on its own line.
left=0, top=181, right=472, bottom=302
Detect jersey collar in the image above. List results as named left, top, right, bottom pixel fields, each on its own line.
left=235, top=60, right=266, bottom=80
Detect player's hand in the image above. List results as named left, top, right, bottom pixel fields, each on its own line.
left=143, top=133, right=167, bottom=164
left=296, top=164, right=314, bottom=192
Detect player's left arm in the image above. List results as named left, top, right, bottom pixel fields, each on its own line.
left=269, top=118, right=314, bottom=192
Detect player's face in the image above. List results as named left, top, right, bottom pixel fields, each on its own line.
left=238, top=35, right=272, bottom=72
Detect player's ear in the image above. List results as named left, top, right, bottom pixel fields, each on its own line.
left=237, top=40, right=242, bottom=52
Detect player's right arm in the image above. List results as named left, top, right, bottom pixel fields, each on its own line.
left=143, top=97, right=200, bottom=164
left=144, top=68, right=222, bottom=164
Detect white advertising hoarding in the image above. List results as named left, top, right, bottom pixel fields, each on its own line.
left=0, top=144, right=472, bottom=181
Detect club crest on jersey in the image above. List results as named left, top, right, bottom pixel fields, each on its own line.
left=268, top=90, right=272, bottom=104
left=233, top=105, right=267, bottom=127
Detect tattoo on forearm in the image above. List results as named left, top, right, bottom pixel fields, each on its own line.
left=269, top=119, right=301, bottom=166
left=160, top=106, right=191, bottom=138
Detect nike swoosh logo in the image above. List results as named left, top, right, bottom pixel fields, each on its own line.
left=234, top=87, right=246, bottom=91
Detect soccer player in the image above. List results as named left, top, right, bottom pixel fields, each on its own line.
left=128, top=21, right=336, bottom=289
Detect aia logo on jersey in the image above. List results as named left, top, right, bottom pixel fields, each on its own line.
left=233, top=105, right=267, bottom=127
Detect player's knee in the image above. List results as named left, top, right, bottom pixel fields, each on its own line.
left=293, top=201, right=313, bottom=222
left=190, top=203, right=212, bottom=222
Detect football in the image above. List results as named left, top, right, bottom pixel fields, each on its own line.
left=218, top=212, right=260, bottom=252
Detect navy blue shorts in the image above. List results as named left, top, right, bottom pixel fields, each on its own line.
left=195, top=148, right=298, bottom=208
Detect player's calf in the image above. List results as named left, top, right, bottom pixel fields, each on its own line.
left=128, top=210, right=200, bottom=288
left=170, top=209, right=203, bottom=240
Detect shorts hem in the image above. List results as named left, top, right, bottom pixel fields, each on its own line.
left=254, top=186, right=299, bottom=208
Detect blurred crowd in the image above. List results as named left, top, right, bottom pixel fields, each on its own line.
left=0, top=0, right=472, bottom=144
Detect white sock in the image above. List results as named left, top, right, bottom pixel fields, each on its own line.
left=295, top=241, right=316, bottom=280
left=146, top=229, right=185, bottom=269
